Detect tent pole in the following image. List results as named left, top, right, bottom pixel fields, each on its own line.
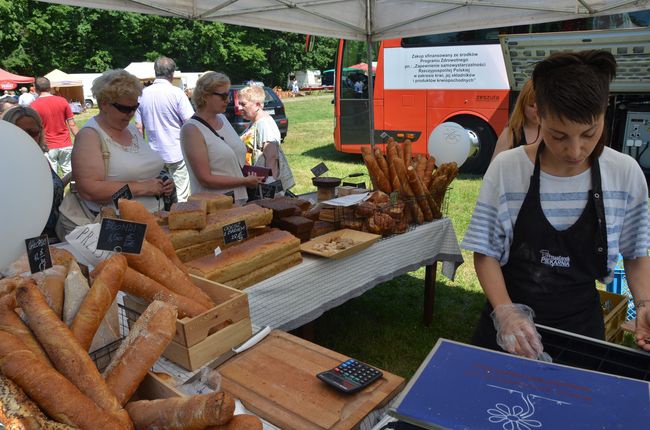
left=366, top=17, right=375, bottom=147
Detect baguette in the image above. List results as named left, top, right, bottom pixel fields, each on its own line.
left=125, top=392, right=235, bottom=430
left=386, top=140, right=402, bottom=193
left=71, top=254, right=127, bottom=351
left=361, top=147, right=391, bottom=193
left=126, top=240, right=215, bottom=308
left=422, top=156, right=437, bottom=189
left=62, top=260, right=90, bottom=326
left=0, top=277, right=20, bottom=297
left=118, top=199, right=188, bottom=274
left=0, top=293, right=51, bottom=365
left=31, top=265, right=66, bottom=319
left=226, top=252, right=302, bottom=290
left=414, top=155, right=427, bottom=182
left=104, top=301, right=177, bottom=406
left=15, top=280, right=132, bottom=429
left=0, top=374, right=77, bottom=430
left=391, top=151, right=424, bottom=224
left=403, top=139, right=413, bottom=167
left=121, top=267, right=208, bottom=318
left=0, top=331, right=128, bottom=430
left=406, top=166, right=434, bottom=222
left=207, top=414, right=263, bottom=430
left=373, top=147, right=391, bottom=189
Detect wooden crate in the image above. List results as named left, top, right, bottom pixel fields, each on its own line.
left=599, top=289, right=627, bottom=342
left=123, top=275, right=252, bottom=371
left=133, top=371, right=186, bottom=400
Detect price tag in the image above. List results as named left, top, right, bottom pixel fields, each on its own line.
left=260, top=180, right=283, bottom=199
left=112, top=184, right=133, bottom=209
left=97, top=218, right=147, bottom=254
left=223, top=220, right=248, bottom=245
left=224, top=190, right=235, bottom=203
left=214, top=246, right=222, bottom=256
left=390, top=191, right=399, bottom=204
left=310, top=162, right=329, bottom=177
left=24, top=234, right=52, bottom=274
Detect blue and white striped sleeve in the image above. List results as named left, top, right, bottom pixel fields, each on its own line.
left=619, top=166, right=650, bottom=259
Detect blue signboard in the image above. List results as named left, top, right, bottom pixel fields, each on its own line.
left=390, top=339, right=650, bottom=430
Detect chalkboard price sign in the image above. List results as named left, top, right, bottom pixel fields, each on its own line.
left=223, top=220, right=248, bottom=245
left=310, top=162, right=329, bottom=177
left=260, top=180, right=284, bottom=199
left=24, top=234, right=52, bottom=274
left=112, top=184, right=133, bottom=209
left=97, top=218, right=147, bottom=254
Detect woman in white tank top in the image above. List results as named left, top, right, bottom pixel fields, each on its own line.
left=181, top=72, right=263, bottom=205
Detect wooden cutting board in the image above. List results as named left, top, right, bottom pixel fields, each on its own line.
left=219, top=330, right=405, bottom=430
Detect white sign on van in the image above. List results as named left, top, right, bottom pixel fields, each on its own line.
left=383, top=44, right=509, bottom=90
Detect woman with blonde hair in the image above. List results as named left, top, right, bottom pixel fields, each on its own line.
left=491, top=80, right=540, bottom=161
left=3, top=106, right=67, bottom=242
left=181, top=71, right=263, bottom=204
left=58, top=69, right=173, bottom=237
left=239, top=85, right=295, bottom=194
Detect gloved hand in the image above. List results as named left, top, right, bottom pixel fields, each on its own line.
left=491, top=304, right=551, bottom=361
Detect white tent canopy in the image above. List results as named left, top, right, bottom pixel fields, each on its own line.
left=37, top=0, right=650, bottom=41
left=44, top=69, right=83, bottom=88
left=124, top=62, right=183, bottom=81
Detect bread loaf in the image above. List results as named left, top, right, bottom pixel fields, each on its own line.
left=122, top=268, right=208, bottom=318
left=199, top=205, right=273, bottom=243
left=15, top=280, right=132, bottom=428
left=0, top=374, right=78, bottom=430
left=31, top=265, right=66, bottom=319
left=188, top=192, right=234, bottom=213
left=0, top=292, right=51, bottom=364
left=125, top=392, right=235, bottom=430
left=252, top=199, right=300, bottom=222
left=0, top=331, right=129, bottom=430
left=226, top=252, right=302, bottom=290
left=186, top=229, right=300, bottom=283
left=71, top=254, right=127, bottom=351
left=165, top=227, right=201, bottom=249
left=118, top=199, right=187, bottom=273
left=206, top=414, right=263, bottom=430
left=311, top=220, right=337, bottom=238
left=104, top=300, right=177, bottom=406
left=126, top=240, right=215, bottom=308
left=176, top=239, right=224, bottom=263
left=169, top=200, right=208, bottom=230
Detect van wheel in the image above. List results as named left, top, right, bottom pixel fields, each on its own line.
left=84, top=99, right=94, bottom=109
left=449, top=115, right=496, bottom=174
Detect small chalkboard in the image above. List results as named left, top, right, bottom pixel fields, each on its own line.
left=24, top=235, right=52, bottom=274
left=310, top=162, right=328, bottom=177
left=223, top=220, right=248, bottom=245
left=97, top=218, right=147, bottom=254
left=112, top=184, right=133, bottom=209
left=260, top=180, right=283, bottom=199
left=342, top=181, right=367, bottom=189
left=224, top=190, right=235, bottom=203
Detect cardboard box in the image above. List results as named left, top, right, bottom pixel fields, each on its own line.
left=123, top=275, right=252, bottom=371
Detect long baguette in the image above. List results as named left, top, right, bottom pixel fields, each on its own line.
left=0, top=331, right=128, bottom=430
left=0, top=293, right=50, bottom=365
left=126, top=240, right=215, bottom=308
left=15, top=280, right=132, bottom=429
left=403, top=139, right=413, bottom=167
left=422, top=156, right=437, bottom=189
left=31, top=265, right=66, bottom=319
left=71, top=253, right=127, bottom=351
left=386, top=140, right=402, bottom=192
left=406, top=166, right=434, bottom=222
left=104, top=301, right=177, bottom=406
left=125, top=392, right=235, bottom=430
left=361, top=147, right=391, bottom=193
left=391, top=151, right=424, bottom=224
left=118, top=199, right=188, bottom=273
left=121, top=267, right=208, bottom=318
left=373, top=147, right=391, bottom=190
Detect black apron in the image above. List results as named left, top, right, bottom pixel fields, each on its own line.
left=472, top=143, right=609, bottom=351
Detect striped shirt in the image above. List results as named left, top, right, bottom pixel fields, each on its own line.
left=461, top=146, right=649, bottom=283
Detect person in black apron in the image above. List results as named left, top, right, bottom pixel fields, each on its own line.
left=472, top=141, right=608, bottom=355
left=468, top=49, right=650, bottom=357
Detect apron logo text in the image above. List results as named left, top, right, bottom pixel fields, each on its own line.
left=539, top=250, right=570, bottom=268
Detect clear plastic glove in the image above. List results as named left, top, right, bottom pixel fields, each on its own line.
left=491, top=303, right=550, bottom=361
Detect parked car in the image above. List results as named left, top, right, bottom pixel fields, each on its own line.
left=224, top=85, right=288, bottom=141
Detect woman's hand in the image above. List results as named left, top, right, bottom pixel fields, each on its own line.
left=244, top=173, right=265, bottom=188
left=161, top=178, right=175, bottom=197
left=635, top=301, right=650, bottom=352
left=138, top=178, right=165, bottom=196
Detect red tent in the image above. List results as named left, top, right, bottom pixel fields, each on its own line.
left=0, top=68, right=34, bottom=91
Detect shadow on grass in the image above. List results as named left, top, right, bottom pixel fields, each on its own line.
left=304, top=271, right=486, bottom=379
left=301, top=143, right=361, bottom=164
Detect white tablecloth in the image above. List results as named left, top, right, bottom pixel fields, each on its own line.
left=246, top=218, right=464, bottom=330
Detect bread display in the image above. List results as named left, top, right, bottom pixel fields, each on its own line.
left=71, top=253, right=127, bottom=351
left=188, top=192, right=234, bottom=213
left=125, top=391, right=235, bottom=430
left=168, top=200, right=208, bottom=230
left=103, top=301, right=177, bottom=406
left=186, top=229, right=300, bottom=283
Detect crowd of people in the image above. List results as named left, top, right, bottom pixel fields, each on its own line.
left=1, top=55, right=295, bottom=243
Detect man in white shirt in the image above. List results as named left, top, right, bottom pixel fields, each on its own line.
left=136, top=56, right=194, bottom=201
left=18, top=87, right=35, bottom=106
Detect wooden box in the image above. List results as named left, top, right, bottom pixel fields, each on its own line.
left=123, top=275, right=252, bottom=371
left=599, top=289, right=628, bottom=342
left=133, top=371, right=186, bottom=400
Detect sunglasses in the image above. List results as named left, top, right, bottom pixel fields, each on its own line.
left=212, top=91, right=230, bottom=101
left=112, top=102, right=139, bottom=114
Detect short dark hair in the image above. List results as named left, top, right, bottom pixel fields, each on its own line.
left=533, top=50, right=616, bottom=158
left=35, top=77, right=51, bottom=93
left=154, top=56, right=176, bottom=79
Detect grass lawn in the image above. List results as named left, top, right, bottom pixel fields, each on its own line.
left=278, top=95, right=486, bottom=378
left=76, top=96, right=487, bottom=379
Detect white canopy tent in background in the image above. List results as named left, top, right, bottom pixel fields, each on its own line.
left=44, top=68, right=84, bottom=102
left=124, top=62, right=184, bottom=88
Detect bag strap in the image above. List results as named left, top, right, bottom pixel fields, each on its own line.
left=99, top=132, right=110, bottom=180
left=191, top=115, right=226, bottom=142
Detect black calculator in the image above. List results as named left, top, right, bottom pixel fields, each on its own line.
left=317, top=358, right=383, bottom=393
